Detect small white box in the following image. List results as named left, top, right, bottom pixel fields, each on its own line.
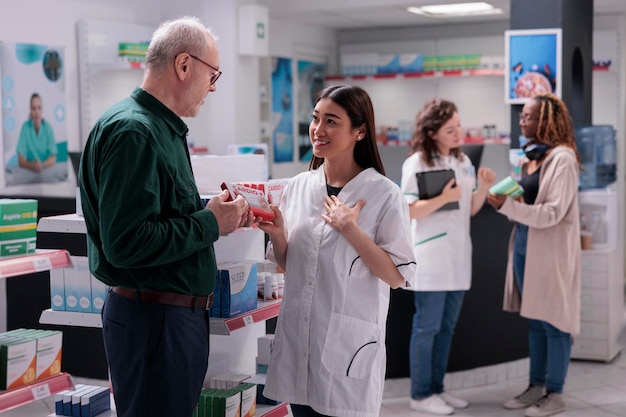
left=91, top=274, right=108, bottom=313
left=257, top=334, right=274, bottom=364
left=50, top=269, right=65, bottom=311
left=65, top=256, right=92, bottom=313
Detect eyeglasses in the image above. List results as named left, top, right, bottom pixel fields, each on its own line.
left=189, top=54, right=222, bottom=85
left=518, top=112, right=537, bottom=123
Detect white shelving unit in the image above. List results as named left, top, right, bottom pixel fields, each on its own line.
left=572, top=189, right=624, bottom=362
left=0, top=250, right=73, bottom=413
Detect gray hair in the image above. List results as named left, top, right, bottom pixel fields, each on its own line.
left=145, top=16, right=217, bottom=72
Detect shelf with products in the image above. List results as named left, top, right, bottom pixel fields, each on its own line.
left=0, top=249, right=71, bottom=279
left=39, top=299, right=281, bottom=335
left=0, top=372, right=74, bottom=413
left=326, top=67, right=505, bottom=82
left=327, top=64, right=611, bottom=83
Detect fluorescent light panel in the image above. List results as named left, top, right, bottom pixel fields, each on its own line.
left=407, top=2, right=503, bottom=17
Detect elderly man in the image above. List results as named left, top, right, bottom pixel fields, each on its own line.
left=79, top=16, right=254, bottom=417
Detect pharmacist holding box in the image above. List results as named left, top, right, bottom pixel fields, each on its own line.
left=78, top=17, right=256, bottom=417
left=487, top=93, right=581, bottom=417
left=400, top=98, right=496, bottom=415
left=258, top=85, right=417, bottom=417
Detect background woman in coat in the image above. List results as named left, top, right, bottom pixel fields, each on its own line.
left=259, top=85, right=417, bottom=417
left=487, top=93, right=581, bottom=417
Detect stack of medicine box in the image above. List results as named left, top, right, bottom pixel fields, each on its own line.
left=0, top=328, right=63, bottom=390
left=211, top=261, right=258, bottom=318
left=54, top=383, right=111, bottom=416
left=196, top=382, right=256, bottom=417
left=252, top=335, right=279, bottom=406
left=0, top=198, right=37, bottom=257
left=50, top=255, right=108, bottom=314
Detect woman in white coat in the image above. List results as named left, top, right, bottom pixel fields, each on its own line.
left=401, top=98, right=496, bottom=415
left=487, top=93, right=581, bottom=417
left=258, top=85, right=417, bottom=417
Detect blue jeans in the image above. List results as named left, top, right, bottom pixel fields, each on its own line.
left=410, top=290, right=465, bottom=400
left=514, top=224, right=572, bottom=394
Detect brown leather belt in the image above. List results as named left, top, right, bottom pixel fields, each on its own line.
left=112, top=286, right=214, bottom=310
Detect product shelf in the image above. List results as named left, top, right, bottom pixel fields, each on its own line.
left=0, top=249, right=71, bottom=279
left=39, top=309, right=103, bottom=328
left=327, top=65, right=609, bottom=82
left=258, top=402, right=289, bottom=417
left=40, top=299, right=282, bottom=334
left=0, top=372, right=74, bottom=413
left=209, top=299, right=282, bottom=335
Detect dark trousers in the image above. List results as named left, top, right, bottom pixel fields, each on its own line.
left=102, top=290, right=210, bottom=417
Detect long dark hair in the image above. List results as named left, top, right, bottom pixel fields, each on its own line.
left=410, top=98, right=463, bottom=167
left=309, top=85, right=385, bottom=176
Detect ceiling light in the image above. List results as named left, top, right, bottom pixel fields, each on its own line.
left=407, top=2, right=503, bottom=17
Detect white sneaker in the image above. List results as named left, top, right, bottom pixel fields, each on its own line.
left=410, top=395, right=454, bottom=415
left=439, top=392, right=469, bottom=409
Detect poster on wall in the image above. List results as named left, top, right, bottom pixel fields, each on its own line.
left=0, top=42, right=68, bottom=188
left=297, top=60, right=326, bottom=162
left=271, top=57, right=294, bottom=163
left=505, top=29, right=562, bottom=104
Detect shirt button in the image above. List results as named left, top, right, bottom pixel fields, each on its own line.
left=304, top=317, right=308, bottom=322
left=308, top=281, right=313, bottom=286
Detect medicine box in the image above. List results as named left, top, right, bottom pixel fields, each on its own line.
left=65, top=256, right=92, bottom=313
left=55, top=384, right=85, bottom=416
left=50, top=268, right=65, bottom=311
left=80, top=386, right=111, bottom=417
left=0, top=198, right=37, bottom=257
left=91, top=273, right=108, bottom=313
left=0, top=335, right=37, bottom=389
left=218, top=261, right=258, bottom=318
left=6, top=329, right=63, bottom=381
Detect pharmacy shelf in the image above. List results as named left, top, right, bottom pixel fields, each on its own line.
left=0, top=249, right=71, bottom=279
left=0, top=373, right=73, bottom=413
left=327, top=65, right=610, bottom=82
left=326, top=67, right=505, bottom=81
left=46, top=397, right=287, bottom=417
left=258, top=402, right=289, bottom=417
left=39, top=309, right=103, bottom=328
left=209, top=299, right=282, bottom=336
left=40, top=299, right=282, bottom=334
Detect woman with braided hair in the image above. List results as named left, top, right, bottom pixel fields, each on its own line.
left=487, top=93, right=581, bottom=417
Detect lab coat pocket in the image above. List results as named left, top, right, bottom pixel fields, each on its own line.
left=321, top=312, right=381, bottom=379
left=415, top=231, right=450, bottom=277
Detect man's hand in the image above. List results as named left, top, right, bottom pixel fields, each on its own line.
left=207, top=190, right=250, bottom=236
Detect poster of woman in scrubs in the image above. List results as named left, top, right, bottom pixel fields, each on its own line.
left=505, top=29, right=562, bottom=104
left=297, top=60, right=326, bottom=162
left=0, top=42, right=68, bottom=187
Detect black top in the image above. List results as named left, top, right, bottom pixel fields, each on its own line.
left=520, top=165, right=541, bottom=205
left=326, top=184, right=342, bottom=197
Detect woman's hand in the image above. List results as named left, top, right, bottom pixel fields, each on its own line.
left=477, top=167, right=497, bottom=189
left=441, top=178, right=461, bottom=203
left=257, top=204, right=285, bottom=239
left=486, top=193, right=507, bottom=210
left=322, top=195, right=364, bottom=233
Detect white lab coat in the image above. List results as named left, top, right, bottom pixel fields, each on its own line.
left=400, top=152, right=476, bottom=291
left=264, top=166, right=417, bottom=417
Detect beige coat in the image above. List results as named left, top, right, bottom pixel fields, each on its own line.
left=498, top=145, right=581, bottom=335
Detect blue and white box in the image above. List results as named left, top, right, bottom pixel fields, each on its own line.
left=65, top=256, right=92, bottom=313
left=90, top=274, right=107, bottom=313
left=80, top=386, right=111, bottom=417
left=49, top=269, right=65, bottom=311
left=218, top=261, right=258, bottom=318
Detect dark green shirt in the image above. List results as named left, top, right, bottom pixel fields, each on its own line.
left=78, top=87, right=219, bottom=296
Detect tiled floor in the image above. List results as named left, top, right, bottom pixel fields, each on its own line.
left=3, top=355, right=626, bottom=416
left=381, top=354, right=626, bottom=417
